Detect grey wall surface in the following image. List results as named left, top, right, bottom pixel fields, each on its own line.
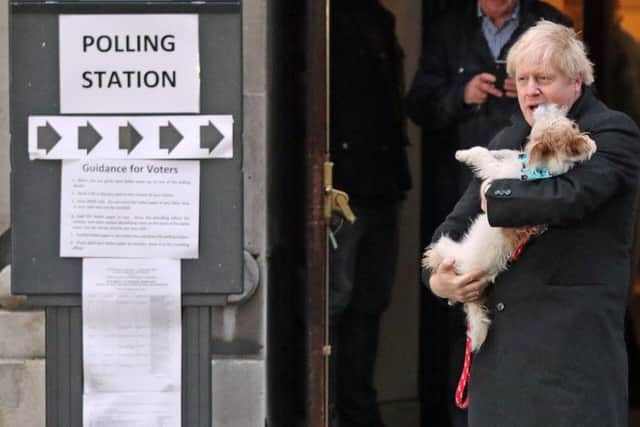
left=0, top=0, right=9, bottom=234
left=210, top=0, right=268, bottom=425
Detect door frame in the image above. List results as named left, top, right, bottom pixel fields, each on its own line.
left=304, top=0, right=330, bottom=426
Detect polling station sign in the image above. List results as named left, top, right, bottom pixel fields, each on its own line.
left=59, top=15, right=200, bottom=114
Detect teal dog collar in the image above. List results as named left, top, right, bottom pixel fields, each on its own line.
left=518, top=153, right=552, bottom=181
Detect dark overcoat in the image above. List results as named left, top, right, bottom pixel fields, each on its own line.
left=330, top=0, right=411, bottom=203
left=433, top=87, right=640, bottom=427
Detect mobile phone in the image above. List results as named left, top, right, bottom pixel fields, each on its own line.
left=494, top=60, right=507, bottom=90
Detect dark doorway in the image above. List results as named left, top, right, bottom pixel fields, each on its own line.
left=265, top=1, right=640, bottom=426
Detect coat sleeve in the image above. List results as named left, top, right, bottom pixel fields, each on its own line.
left=486, top=112, right=640, bottom=227
left=405, top=22, right=474, bottom=131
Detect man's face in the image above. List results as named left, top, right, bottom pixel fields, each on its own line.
left=479, top=0, right=516, bottom=19
left=515, top=63, right=582, bottom=125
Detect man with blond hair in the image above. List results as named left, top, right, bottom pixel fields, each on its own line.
left=407, top=2, right=570, bottom=425
left=428, top=20, right=640, bottom=427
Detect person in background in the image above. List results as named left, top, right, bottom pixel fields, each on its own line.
left=328, top=1, right=412, bottom=427
left=406, top=2, right=570, bottom=425
left=429, top=20, right=640, bottom=427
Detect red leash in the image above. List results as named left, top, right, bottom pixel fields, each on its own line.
left=454, top=230, right=537, bottom=409
left=455, top=331, right=472, bottom=409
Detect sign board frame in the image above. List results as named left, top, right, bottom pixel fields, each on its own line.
left=10, top=11, right=244, bottom=303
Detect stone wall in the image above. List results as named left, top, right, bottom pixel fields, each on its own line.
left=0, top=5, right=45, bottom=426
left=0, top=268, right=46, bottom=427
left=209, top=0, right=268, bottom=425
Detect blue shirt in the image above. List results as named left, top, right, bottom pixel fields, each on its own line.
left=478, top=0, right=520, bottom=59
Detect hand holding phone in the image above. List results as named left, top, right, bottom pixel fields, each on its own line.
left=464, top=73, right=503, bottom=104
left=494, top=60, right=507, bottom=90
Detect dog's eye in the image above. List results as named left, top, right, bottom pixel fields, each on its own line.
left=571, top=123, right=578, bottom=129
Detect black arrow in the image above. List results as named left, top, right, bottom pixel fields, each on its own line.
left=159, top=122, right=183, bottom=153
left=200, top=121, right=224, bottom=154
left=37, top=122, right=61, bottom=153
left=119, top=122, right=143, bottom=154
left=78, top=122, right=102, bottom=154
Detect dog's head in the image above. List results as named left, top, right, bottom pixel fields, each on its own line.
left=525, top=104, right=596, bottom=175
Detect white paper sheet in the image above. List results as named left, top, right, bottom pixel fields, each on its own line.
left=60, top=159, right=199, bottom=258
left=83, top=392, right=180, bottom=427
left=59, top=14, right=200, bottom=114
left=82, top=258, right=181, bottom=394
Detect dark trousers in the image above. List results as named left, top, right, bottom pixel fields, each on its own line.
left=329, top=202, right=400, bottom=427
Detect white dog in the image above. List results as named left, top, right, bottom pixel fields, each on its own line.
left=423, top=104, right=596, bottom=351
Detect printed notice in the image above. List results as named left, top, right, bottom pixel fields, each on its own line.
left=84, top=392, right=180, bottom=427
left=59, top=14, right=200, bottom=114
left=82, top=258, right=181, bottom=394
left=60, top=159, right=199, bottom=258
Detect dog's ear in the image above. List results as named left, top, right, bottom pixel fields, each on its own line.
left=564, top=133, right=596, bottom=161
left=528, top=131, right=555, bottom=165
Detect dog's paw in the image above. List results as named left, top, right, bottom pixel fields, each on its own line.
left=455, top=146, right=487, bottom=164
left=422, top=245, right=444, bottom=271
left=454, top=149, right=470, bottom=162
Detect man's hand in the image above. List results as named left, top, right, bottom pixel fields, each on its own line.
left=429, top=258, right=489, bottom=303
left=503, top=77, right=517, bottom=98
left=464, top=73, right=503, bottom=105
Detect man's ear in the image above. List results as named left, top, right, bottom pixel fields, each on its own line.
left=573, top=78, right=583, bottom=95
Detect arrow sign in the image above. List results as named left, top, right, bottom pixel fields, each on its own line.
left=29, top=115, right=233, bottom=159
left=37, top=122, right=61, bottom=153
left=200, top=121, right=225, bottom=154
left=78, top=122, right=102, bottom=154
left=119, top=122, right=143, bottom=154
left=159, top=122, right=183, bottom=153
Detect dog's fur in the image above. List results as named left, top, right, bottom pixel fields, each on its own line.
left=423, top=104, right=596, bottom=351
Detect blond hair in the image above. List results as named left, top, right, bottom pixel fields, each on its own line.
left=506, top=20, right=594, bottom=85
